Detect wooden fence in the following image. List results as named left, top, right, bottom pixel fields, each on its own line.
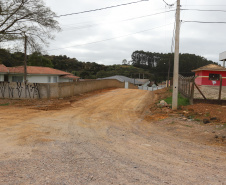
left=178, top=75, right=194, bottom=99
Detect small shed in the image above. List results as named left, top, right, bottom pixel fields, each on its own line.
left=192, top=64, right=226, bottom=86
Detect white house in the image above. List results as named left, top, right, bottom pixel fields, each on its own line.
left=0, top=64, right=8, bottom=81
left=0, top=64, right=80, bottom=83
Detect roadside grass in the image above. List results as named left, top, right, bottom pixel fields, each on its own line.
left=184, top=124, right=192, bottom=128
left=0, top=103, right=10, bottom=106
left=164, top=93, right=190, bottom=107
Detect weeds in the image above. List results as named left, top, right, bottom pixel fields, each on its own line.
left=0, top=103, right=9, bottom=106
left=205, top=112, right=210, bottom=117
left=184, top=125, right=192, bottom=128
left=164, top=93, right=190, bottom=107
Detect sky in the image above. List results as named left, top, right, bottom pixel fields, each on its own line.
left=44, top=0, right=226, bottom=66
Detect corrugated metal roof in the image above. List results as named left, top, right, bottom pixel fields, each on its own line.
left=98, top=75, right=149, bottom=85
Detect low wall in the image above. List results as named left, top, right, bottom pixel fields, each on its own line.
left=0, top=79, right=138, bottom=99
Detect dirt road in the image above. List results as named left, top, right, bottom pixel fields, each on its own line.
left=0, top=88, right=225, bottom=184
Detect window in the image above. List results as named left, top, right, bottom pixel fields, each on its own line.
left=209, top=74, right=220, bottom=81
left=12, top=76, right=23, bottom=82
left=53, top=76, right=57, bottom=83
left=48, top=76, right=51, bottom=83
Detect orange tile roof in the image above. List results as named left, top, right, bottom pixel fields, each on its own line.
left=0, top=65, right=80, bottom=79
left=192, top=64, right=226, bottom=72
left=8, top=66, right=72, bottom=75
left=61, top=74, right=80, bottom=79
left=0, top=64, right=9, bottom=73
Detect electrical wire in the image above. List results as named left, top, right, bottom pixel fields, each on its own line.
left=185, top=5, right=226, bottom=7
left=181, top=8, right=226, bottom=13
left=55, top=0, right=149, bottom=18
left=47, top=23, right=173, bottom=51
left=183, top=21, right=226, bottom=24
left=61, top=9, right=176, bottom=31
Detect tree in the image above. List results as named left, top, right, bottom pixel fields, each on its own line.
left=0, top=0, right=61, bottom=51
left=0, top=48, right=13, bottom=66
left=122, top=59, right=127, bottom=65
left=28, top=52, right=53, bottom=68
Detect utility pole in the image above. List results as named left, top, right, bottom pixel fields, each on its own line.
left=172, top=0, right=180, bottom=110
left=24, top=34, right=27, bottom=83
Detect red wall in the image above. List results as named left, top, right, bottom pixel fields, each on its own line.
left=195, top=70, right=226, bottom=86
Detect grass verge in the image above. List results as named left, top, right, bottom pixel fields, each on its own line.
left=0, top=103, right=10, bottom=106
left=164, top=93, right=190, bottom=107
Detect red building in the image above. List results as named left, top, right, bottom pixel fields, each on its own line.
left=192, top=64, right=226, bottom=86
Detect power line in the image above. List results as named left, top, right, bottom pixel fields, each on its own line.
left=184, top=20, right=226, bottom=24
left=181, top=8, right=226, bottom=13
left=61, top=9, right=175, bottom=31
left=47, top=23, right=173, bottom=51
left=185, top=5, right=226, bottom=7
left=55, top=0, right=149, bottom=18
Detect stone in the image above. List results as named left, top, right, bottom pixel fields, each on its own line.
left=203, top=119, right=210, bottom=124
left=160, top=100, right=168, bottom=106
left=210, top=117, right=217, bottom=121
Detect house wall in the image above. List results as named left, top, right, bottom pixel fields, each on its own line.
left=8, top=74, right=61, bottom=83
left=0, top=79, right=138, bottom=99
left=0, top=74, right=4, bottom=81
left=27, top=75, right=52, bottom=83
left=195, top=70, right=226, bottom=86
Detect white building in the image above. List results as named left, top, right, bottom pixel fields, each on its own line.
left=0, top=64, right=80, bottom=83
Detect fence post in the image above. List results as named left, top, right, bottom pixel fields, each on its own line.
left=190, top=79, right=195, bottom=105
left=188, top=78, right=191, bottom=97
left=219, top=75, right=223, bottom=100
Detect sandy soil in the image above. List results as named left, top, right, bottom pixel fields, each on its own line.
left=0, top=88, right=225, bottom=184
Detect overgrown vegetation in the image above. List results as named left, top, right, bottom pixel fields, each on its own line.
left=164, top=93, right=190, bottom=107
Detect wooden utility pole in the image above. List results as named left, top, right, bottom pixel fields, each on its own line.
left=24, top=34, right=27, bottom=83
left=172, top=0, right=180, bottom=110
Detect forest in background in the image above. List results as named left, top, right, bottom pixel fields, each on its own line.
left=0, top=49, right=216, bottom=82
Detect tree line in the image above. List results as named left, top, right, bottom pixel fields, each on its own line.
left=130, top=50, right=217, bottom=82
left=0, top=48, right=216, bottom=81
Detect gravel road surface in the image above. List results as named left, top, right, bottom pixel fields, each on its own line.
left=0, top=88, right=225, bottom=184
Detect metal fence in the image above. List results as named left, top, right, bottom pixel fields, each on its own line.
left=178, top=74, right=226, bottom=105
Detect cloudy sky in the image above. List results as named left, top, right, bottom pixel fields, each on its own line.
left=44, top=0, right=226, bottom=66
